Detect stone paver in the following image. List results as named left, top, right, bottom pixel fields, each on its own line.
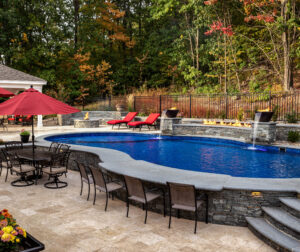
left=0, top=170, right=273, bottom=252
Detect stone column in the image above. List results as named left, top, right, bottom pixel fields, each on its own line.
left=251, top=122, right=277, bottom=143
left=160, top=118, right=182, bottom=135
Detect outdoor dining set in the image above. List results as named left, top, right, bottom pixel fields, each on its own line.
left=0, top=141, right=71, bottom=189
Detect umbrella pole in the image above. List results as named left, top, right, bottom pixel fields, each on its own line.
left=32, top=115, right=35, bottom=154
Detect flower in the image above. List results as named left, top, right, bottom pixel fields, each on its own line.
left=1, top=233, right=12, bottom=242
left=0, top=219, right=8, bottom=228
left=0, top=209, right=26, bottom=249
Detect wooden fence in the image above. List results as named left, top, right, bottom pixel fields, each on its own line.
left=133, top=92, right=300, bottom=121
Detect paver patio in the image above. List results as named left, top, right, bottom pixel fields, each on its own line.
left=0, top=169, right=273, bottom=251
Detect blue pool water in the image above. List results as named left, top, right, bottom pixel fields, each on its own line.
left=46, top=133, right=300, bottom=179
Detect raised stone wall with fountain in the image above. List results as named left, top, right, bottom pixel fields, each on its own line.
left=250, top=122, right=276, bottom=144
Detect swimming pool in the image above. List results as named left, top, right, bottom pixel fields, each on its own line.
left=46, top=133, right=300, bottom=179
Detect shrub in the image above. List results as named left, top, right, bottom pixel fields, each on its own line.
left=237, top=108, right=244, bottom=121
left=272, top=105, right=279, bottom=122
left=286, top=111, right=297, bottom=123
left=20, top=130, right=30, bottom=136
left=287, top=131, right=300, bottom=143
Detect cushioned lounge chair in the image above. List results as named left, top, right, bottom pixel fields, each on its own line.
left=107, top=112, right=138, bottom=129
left=124, top=175, right=165, bottom=224
left=167, top=182, right=207, bottom=234
left=89, top=165, right=123, bottom=210
left=127, top=113, right=160, bottom=131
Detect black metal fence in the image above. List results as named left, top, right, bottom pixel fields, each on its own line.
left=133, top=92, right=300, bottom=121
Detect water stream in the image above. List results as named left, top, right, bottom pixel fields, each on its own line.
left=247, top=120, right=258, bottom=150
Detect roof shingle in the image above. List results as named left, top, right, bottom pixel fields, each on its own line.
left=0, top=64, right=46, bottom=82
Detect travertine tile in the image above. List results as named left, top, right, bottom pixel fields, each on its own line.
left=0, top=169, right=274, bottom=252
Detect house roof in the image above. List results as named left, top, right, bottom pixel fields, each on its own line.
left=0, top=64, right=46, bottom=83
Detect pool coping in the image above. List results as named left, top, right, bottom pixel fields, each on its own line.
left=36, top=132, right=300, bottom=193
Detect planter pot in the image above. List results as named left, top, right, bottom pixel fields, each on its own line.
left=162, top=109, right=179, bottom=118
left=254, top=112, right=274, bottom=122
left=20, top=135, right=30, bottom=143
left=20, top=232, right=45, bottom=252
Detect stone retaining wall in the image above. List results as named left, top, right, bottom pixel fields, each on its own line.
left=276, top=124, right=300, bottom=141
left=173, top=124, right=251, bottom=142
left=62, top=147, right=296, bottom=227
left=57, top=111, right=128, bottom=126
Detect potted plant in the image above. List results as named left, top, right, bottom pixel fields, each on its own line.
left=0, top=209, right=44, bottom=251
left=20, top=130, right=30, bottom=143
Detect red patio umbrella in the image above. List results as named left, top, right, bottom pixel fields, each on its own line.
left=0, top=87, right=15, bottom=97
left=0, top=86, right=80, bottom=152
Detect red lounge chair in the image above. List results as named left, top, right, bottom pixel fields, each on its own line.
left=107, top=112, right=138, bottom=129
left=127, top=113, right=160, bottom=131
left=20, top=115, right=32, bottom=126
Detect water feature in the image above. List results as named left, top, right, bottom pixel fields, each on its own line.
left=248, top=120, right=259, bottom=150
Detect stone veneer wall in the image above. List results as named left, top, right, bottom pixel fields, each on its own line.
left=49, top=145, right=296, bottom=227
left=57, top=111, right=128, bottom=126
left=173, top=124, right=251, bottom=142
left=250, top=122, right=276, bottom=143
left=276, top=124, right=300, bottom=141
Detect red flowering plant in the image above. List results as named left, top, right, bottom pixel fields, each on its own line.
left=0, top=209, right=27, bottom=251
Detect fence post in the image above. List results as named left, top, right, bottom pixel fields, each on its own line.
left=225, top=94, right=228, bottom=119
left=159, top=95, right=162, bottom=114
left=108, top=96, right=111, bottom=109
left=269, top=91, right=271, bottom=109
left=133, top=96, right=136, bottom=112
left=189, top=95, right=192, bottom=118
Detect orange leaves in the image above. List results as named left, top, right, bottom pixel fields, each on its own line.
left=240, top=0, right=278, bottom=23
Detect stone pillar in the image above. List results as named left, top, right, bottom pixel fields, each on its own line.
left=251, top=122, right=276, bottom=143
left=160, top=118, right=182, bottom=135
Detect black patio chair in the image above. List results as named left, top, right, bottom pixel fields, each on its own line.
left=124, top=175, right=166, bottom=224
left=89, top=165, right=123, bottom=210
left=43, top=152, right=68, bottom=189
left=75, top=160, right=93, bottom=201
left=48, top=142, right=61, bottom=153
left=167, top=182, right=207, bottom=234
left=6, top=152, right=36, bottom=187
left=1, top=149, right=13, bottom=182
left=57, top=144, right=70, bottom=154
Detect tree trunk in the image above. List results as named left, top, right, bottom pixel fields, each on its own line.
left=281, top=0, right=292, bottom=91
left=73, top=0, right=79, bottom=49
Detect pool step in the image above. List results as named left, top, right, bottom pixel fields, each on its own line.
left=280, top=198, right=300, bottom=219
left=246, top=217, right=300, bottom=252
left=262, top=207, right=300, bottom=240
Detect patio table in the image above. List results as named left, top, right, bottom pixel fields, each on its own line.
left=8, top=149, right=53, bottom=181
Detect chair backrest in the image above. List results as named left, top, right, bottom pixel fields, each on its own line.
left=89, top=165, right=106, bottom=189
left=48, top=142, right=60, bottom=153
left=5, top=152, right=21, bottom=169
left=0, top=149, right=10, bottom=166
left=50, top=152, right=66, bottom=167
left=145, top=113, right=160, bottom=124
left=123, top=112, right=138, bottom=123
left=5, top=141, right=23, bottom=151
left=58, top=144, right=70, bottom=153
left=124, top=175, right=145, bottom=199
left=167, top=182, right=196, bottom=208
left=75, top=160, right=89, bottom=181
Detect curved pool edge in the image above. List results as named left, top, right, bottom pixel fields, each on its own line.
left=36, top=132, right=300, bottom=193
